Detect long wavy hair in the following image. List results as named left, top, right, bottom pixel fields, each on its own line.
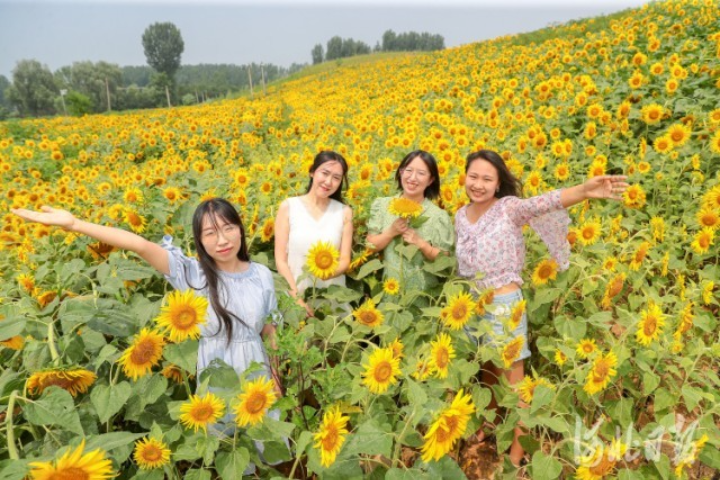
left=190, top=198, right=249, bottom=343
left=465, top=150, right=521, bottom=198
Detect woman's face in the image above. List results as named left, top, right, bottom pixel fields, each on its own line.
left=465, top=159, right=500, bottom=204
left=400, top=156, right=434, bottom=198
left=199, top=213, right=242, bottom=263
left=310, top=160, right=344, bottom=198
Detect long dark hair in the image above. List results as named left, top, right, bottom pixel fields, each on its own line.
left=394, top=150, right=440, bottom=200
left=465, top=150, right=521, bottom=198
left=306, top=151, right=349, bottom=203
left=191, top=198, right=250, bottom=343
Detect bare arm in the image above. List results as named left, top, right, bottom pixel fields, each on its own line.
left=273, top=201, right=299, bottom=296
left=335, top=206, right=354, bottom=276
left=560, top=175, right=629, bottom=209
left=366, top=217, right=407, bottom=252
left=12, top=206, right=170, bottom=275
left=402, top=229, right=442, bottom=261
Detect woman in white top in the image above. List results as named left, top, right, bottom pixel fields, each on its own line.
left=274, top=151, right=353, bottom=315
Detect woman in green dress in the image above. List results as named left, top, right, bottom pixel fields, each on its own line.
left=366, top=150, right=454, bottom=293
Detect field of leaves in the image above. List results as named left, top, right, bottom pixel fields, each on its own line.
left=1, top=0, right=719, bottom=478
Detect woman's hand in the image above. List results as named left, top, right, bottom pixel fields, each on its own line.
left=296, top=298, right=314, bottom=318
left=402, top=227, right=423, bottom=246
left=387, top=217, right=409, bottom=237
left=270, top=367, right=284, bottom=397
left=12, top=206, right=78, bottom=230
left=582, top=175, right=629, bottom=201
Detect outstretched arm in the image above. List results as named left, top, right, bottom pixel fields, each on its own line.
left=560, top=175, right=629, bottom=209
left=12, top=206, right=170, bottom=275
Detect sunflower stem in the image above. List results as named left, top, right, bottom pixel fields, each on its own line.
left=391, top=408, right=415, bottom=467
left=288, top=452, right=303, bottom=479
left=6, top=390, right=19, bottom=460
left=47, top=320, right=59, bottom=362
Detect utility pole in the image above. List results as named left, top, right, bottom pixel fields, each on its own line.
left=247, top=65, right=254, bottom=99
left=261, top=63, right=266, bottom=96
left=105, top=78, right=112, bottom=112
left=165, top=85, right=171, bottom=108
left=59, top=89, right=67, bottom=115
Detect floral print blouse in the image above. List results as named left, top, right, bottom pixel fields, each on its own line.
left=455, top=190, right=571, bottom=291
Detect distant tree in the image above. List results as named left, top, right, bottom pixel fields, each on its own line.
left=311, top=44, right=324, bottom=64
left=382, top=30, right=397, bottom=51
left=326, top=36, right=343, bottom=61
left=142, top=22, right=184, bottom=105
left=6, top=59, right=57, bottom=116
left=142, top=22, right=184, bottom=78
left=0, top=74, right=11, bottom=119
left=55, top=61, right=122, bottom=112
left=65, top=91, right=93, bottom=116
left=380, top=30, right=444, bottom=52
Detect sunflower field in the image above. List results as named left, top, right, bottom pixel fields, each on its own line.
left=1, top=0, right=720, bottom=478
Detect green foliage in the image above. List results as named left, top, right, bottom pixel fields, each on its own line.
left=141, top=22, right=185, bottom=78
left=65, top=91, right=93, bottom=116
left=6, top=59, right=57, bottom=116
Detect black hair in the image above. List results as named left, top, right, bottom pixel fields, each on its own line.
left=306, top=151, right=349, bottom=203
left=191, top=198, right=249, bottom=344
left=465, top=150, right=521, bottom=198
left=394, top=150, right=440, bottom=200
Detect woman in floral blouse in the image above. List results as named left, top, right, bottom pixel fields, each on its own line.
left=455, top=149, right=628, bottom=466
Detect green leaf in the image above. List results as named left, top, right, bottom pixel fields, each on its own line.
left=84, top=432, right=146, bottom=453
left=422, top=455, right=466, bottom=479
left=356, top=259, right=384, bottom=280
left=529, top=385, right=554, bottom=414
left=295, top=431, right=314, bottom=455
left=323, top=284, right=364, bottom=302
left=91, top=381, right=132, bottom=423
left=60, top=258, right=87, bottom=284
left=246, top=417, right=296, bottom=442
left=343, top=419, right=393, bottom=457
left=24, top=387, right=84, bottom=435
left=423, top=255, right=456, bottom=275
left=164, top=340, right=198, bottom=373
left=0, top=316, right=24, bottom=340
left=530, top=451, right=562, bottom=480
left=642, top=371, right=660, bottom=395
left=553, top=315, right=586, bottom=341
left=681, top=385, right=704, bottom=411
left=386, top=468, right=429, bottom=480
left=184, top=469, right=212, bottom=480
left=216, top=448, right=250, bottom=480
left=405, top=378, right=428, bottom=409
left=532, top=288, right=562, bottom=306
left=260, top=440, right=291, bottom=464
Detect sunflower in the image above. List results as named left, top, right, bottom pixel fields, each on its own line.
left=666, top=123, right=691, bottom=147
left=16, top=273, right=35, bottom=293
left=640, top=103, right=664, bottom=124
left=578, top=220, right=602, bottom=246
left=123, top=208, right=148, bottom=233
left=260, top=217, right=275, bottom=243
left=305, top=241, right=340, bottom=280
left=710, top=130, right=720, bottom=155
left=475, top=289, right=495, bottom=316
left=155, top=290, right=208, bottom=342
left=352, top=298, right=384, bottom=328
left=441, top=292, right=474, bottom=330
left=123, top=187, right=144, bottom=204
left=27, top=368, right=97, bottom=397
left=412, top=358, right=433, bottom=381
left=162, top=186, right=182, bottom=204
left=87, top=241, right=116, bottom=261
left=583, top=351, right=618, bottom=395
left=233, top=376, right=278, bottom=427
left=161, top=364, right=187, bottom=383
left=118, top=328, right=165, bottom=380
left=676, top=302, right=694, bottom=336
left=179, top=392, right=226, bottom=432
left=653, top=135, right=673, bottom=154
left=429, top=333, right=455, bottom=378
left=601, top=273, right=625, bottom=309
left=576, top=339, right=597, bottom=359
left=636, top=302, right=665, bottom=346
left=531, top=259, right=558, bottom=286
left=554, top=349, right=567, bottom=366
left=702, top=281, right=714, bottom=305
left=691, top=227, right=714, bottom=254
left=703, top=185, right=720, bottom=210
left=388, top=197, right=423, bottom=219
left=421, top=389, right=475, bottom=462
left=1, top=335, right=25, bottom=350
left=382, top=277, right=400, bottom=295
left=696, top=207, right=720, bottom=230
left=602, top=257, right=617, bottom=272
left=500, top=337, right=524, bottom=368
left=517, top=375, right=555, bottom=403
left=508, top=299, right=527, bottom=331
left=387, top=338, right=404, bottom=359
left=348, top=247, right=373, bottom=272
left=576, top=439, right=626, bottom=480
left=313, top=406, right=350, bottom=468
left=629, top=242, right=651, bottom=271
left=554, top=163, right=570, bottom=181
left=28, top=440, right=114, bottom=480
left=650, top=216, right=665, bottom=242
left=133, top=437, right=171, bottom=470
left=362, top=347, right=401, bottom=394
left=674, top=434, right=710, bottom=478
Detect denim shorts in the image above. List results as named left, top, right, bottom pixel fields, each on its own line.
left=463, top=289, right=531, bottom=362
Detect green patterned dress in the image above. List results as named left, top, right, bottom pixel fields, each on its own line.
left=367, top=196, right=455, bottom=292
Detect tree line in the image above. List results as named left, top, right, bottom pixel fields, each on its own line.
left=1, top=22, right=306, bottom=119
left=311, top=29, right=445, bottom=64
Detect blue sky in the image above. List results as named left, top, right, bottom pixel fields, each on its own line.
left=0, top=0, right=648, bottom=78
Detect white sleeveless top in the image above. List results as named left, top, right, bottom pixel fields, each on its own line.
left=286, top=196, right=347, bottom=293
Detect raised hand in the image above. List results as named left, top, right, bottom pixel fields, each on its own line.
left=583, top=175, right=629, bottom=201
left=11, top=206, right=78, bottom=230
left=388, top=217, right=409, bottom=237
